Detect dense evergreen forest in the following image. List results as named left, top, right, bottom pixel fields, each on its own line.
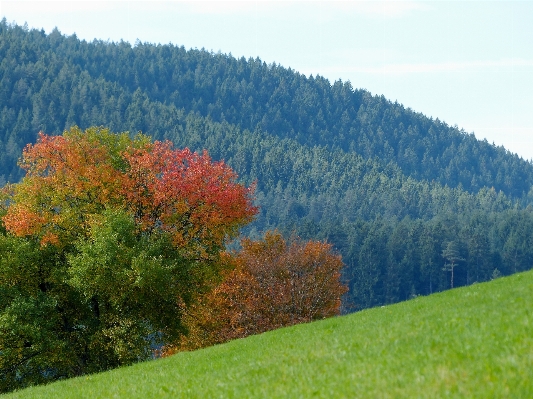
left=1, top=20, right=533, bottom=310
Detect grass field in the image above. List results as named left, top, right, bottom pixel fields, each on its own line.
left=4, top=270, right=533, bottom=398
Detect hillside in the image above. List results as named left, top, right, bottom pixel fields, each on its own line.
left=1, top=20, right=533, bottom=309
left=2, top=20, right=533, bottom=198
left=5, top=270, right=533, bottom=398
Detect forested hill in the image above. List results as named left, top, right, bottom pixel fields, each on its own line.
left=2, top=20, right=533, bottom=310
left=1, top=19, right=533, bottom=198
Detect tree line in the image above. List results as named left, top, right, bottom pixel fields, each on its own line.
left=1, top=19, right=533, bottom=197
left=1, top=22, right=533, bottom=311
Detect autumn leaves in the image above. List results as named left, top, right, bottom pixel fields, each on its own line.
left=4, top=126, right=256, bottom=255
left=0, top=127, right=345, bottom=391
left=169, top=232, right=347, bottom=354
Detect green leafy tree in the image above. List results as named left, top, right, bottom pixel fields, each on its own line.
left=0, top=126, right=256, bottom=393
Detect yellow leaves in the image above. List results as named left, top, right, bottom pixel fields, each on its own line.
left=40, top=231, right=59, bottom=247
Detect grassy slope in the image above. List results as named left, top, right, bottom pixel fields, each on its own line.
left=5, top=271, right=533, bottom=398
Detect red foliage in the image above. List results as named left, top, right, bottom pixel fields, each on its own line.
left=122, top=142, right=257, bottom=257
left=3, top=127, right=257, bottom=253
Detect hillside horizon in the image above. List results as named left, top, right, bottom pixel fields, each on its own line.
left=1, top=20, right=533, bottom=311
left=1, top=20, right=532, bottom=195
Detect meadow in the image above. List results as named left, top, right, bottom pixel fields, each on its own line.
left=4, top=270, right=532, bottom=398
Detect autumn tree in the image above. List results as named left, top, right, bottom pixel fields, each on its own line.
left=0, top=126, right=256, bottom=393
left=168, top=231, right=347, bottom=353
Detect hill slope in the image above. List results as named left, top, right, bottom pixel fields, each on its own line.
left=5, top=270, right=533, bottom=398
left=1, top=19, right=533, bottom=197
left=2, top=20, right=533, bottom=309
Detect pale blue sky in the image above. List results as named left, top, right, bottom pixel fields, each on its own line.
left=1, top=1, right=532, bottom=160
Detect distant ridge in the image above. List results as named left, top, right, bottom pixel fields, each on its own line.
left=1, top=20, right=533, bottom=310
left=1, top=19, right=532, bottom=197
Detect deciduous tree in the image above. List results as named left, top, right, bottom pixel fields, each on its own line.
left=167, top=231, right=347, bottom=353
left=0, top=126, right=256, bottom=393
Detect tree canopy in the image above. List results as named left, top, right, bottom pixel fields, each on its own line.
left=165, top=231, right=347, bottom=354
left=0, top=126, right=257, bottom=392
left=1, top=20, right=533, bottom=329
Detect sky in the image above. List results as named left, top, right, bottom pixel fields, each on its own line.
left=1, top=1, right=532, bottom=160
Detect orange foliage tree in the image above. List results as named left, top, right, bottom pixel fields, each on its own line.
left=0, top=126, right=256, bottom=392
left=4, top=126, right=256, bottom=254
left=168, top=231, right=347, bottom=353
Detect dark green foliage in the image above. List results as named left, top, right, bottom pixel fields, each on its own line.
left=1, top=19, right=532, bottom=196
left=0, top=235, right=80, bottom=392
left=1, top=20, right=533, bottom=317
left=0, top=210, right=198, bottom=392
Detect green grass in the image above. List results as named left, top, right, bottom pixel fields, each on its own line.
left=5, top=271, right=533, bottom=398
